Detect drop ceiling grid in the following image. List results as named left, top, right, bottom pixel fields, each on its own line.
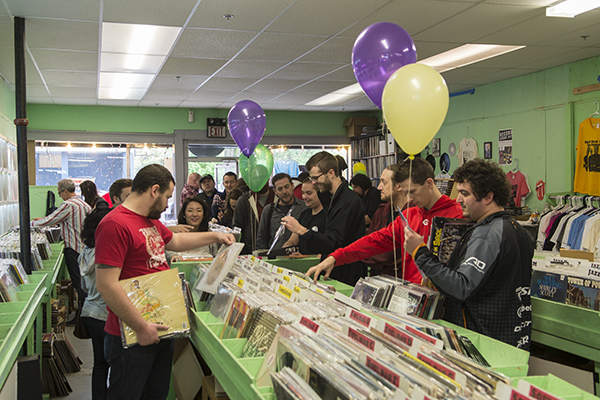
left=171, top=28, right=260, bottom=59
left=101, top=0, right=198, bottom=26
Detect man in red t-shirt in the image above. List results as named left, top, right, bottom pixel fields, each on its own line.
left=307, top=158, right=463, bottom=284
left=96, top=164, right=234, bottom=400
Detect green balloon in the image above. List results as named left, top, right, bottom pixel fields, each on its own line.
left=239, top=144, right=274, bottom=192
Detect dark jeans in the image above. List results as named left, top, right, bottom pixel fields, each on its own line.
left=82, top=317, right=108, bottom=400
left=63, top=247, right=87, bottom=306
left=104, top=333, right=174, bottom=400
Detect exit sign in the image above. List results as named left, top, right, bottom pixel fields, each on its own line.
left=207, top=118, right=227, bottom=138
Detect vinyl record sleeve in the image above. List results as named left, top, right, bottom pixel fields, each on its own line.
left=118, top=268, right=189, bottom=348
left=194, top=242, right=244, bottom=295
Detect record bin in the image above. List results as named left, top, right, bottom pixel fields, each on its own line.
left=0, top=271, right=47, bottom=392
left=512, top=374, right=599, bottom=400
left=531, top=297, right=600, bottom=395
left=433, top=319, right=530, bottom=378
left=174, top=262, right=537, bottom=400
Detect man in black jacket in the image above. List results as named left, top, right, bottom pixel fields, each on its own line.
left=405, top=159, right=534, bottom=349
left=283, top=151, right=366, bottom=286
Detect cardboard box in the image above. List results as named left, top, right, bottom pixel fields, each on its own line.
left=201, top=376, right=229, bottom=400
left=559, top=248, right=594, bottom=261
left=172, top=339, right=205, bottom=400
left=343, top=116, right=378, bottom=137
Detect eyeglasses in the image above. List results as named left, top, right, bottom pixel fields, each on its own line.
left=309, top=172, right=325, bottom=182
left=57, top=189, right=65, bottom=195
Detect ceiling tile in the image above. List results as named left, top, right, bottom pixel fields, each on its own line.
left=160, top=57, right=228, bottom=76
left=102, top=0, right=198, bottom=26
left=138, top=99, right=183, bottom=107
left=180, top=100, right=227, bottom=108
left=172, top=28, right=258, bottom=59
left=187, top=90, right=236, bottom=102
left=142, top=88, right=195, bottom=100
left=26, top=19, right=99, bottom=51
left=520, top=47, right=600, bottom=70
left=269, top=62, right=348, bottom=81
left=151, top=74, right=209, bottom=90
left=320, top=65, right=355, bottom=82
left=291, top=80, right=352, bottom=94
left=5, top=0, right=99, bottom=20
left=236, top=32, right=328, bottom=62
left=228, top=92, right=280, bottom=103
left=27, top=97, right=54, bottom=104
left=414, top=3, right=541, bottom=43
left=199, top=77, right=258, bottom=92
left=26, top=85, right=51, bottom=97
left=265, top=92, right=324, bottom=105
left=214, top=60, right=287, bottom=78
left=441, top=66, right=507, bottom=83
left=48, top=86, right=97, bottom=98
left=97, top=99, right=142, bottom=106
left=0, top=15, right=14, bottom=47
left=41, top=71, right=97, bottom=87
left=266, top=0, right=390, bottom=36
left=298, top=37, right=355, bottom=64
left=31, top=49, right=98, bottom=72
left=245, top=79, right=307, bottom=93
left=53, top=98, right=98, bottom=105
left=188, top=0, right=295, bottom=30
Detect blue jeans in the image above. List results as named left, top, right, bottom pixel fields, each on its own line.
left=82, top=316, right=108, bottom=400
left=104, top=333, right=174, bottom=400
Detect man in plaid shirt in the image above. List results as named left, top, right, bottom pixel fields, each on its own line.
left=180, top=172, right=201, bottom=205
left=33, top=179, right=92, bottom=305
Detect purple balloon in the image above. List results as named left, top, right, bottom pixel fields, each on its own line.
left=227, top=100, right=266, bottom=157
left=352, top=22, right=417, bottom=109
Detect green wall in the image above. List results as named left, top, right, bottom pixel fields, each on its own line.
left=27, top=104, right=372, bottom=138
left=432, top=55, right=600, bottom=212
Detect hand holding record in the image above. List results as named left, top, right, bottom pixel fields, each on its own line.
left=306, top=255, right=336, bottom=283
left=404, top=227, right=425, bottom=256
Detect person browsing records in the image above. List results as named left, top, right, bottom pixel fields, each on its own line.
left=307, top=158, right=462, bottom=284
left=95, top=164, right=234, bottom=399
left=404, top=159, right=534, bottom=349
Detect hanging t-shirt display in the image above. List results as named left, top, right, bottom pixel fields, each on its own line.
left=573, top=118, right=600, bottom=195
left=457, top=137, right=478, bottom=166
left=506, top=170, right=530, bottom=207
left=273, top=159, right=300, bottom=177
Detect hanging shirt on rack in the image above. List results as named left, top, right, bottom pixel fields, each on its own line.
left=574, top=118, right=600, bottom=195
left=457, top=137, right=478, bottom=166
left=274, top=159, right=300, bottom=177
left=506, top=170, right=530, bottom=207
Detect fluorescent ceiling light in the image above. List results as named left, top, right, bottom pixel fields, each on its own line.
left=306, top=83, right=366, bottom=106
left=419, top=44, right=525, bottom=73
left=99, top=22, right=182, bottom=100
left=307, top=44, right=524, bottom=106
left=546, top=0, right=600, bottom=17
left=101, top=23, right=181, bottom=55
left=101, top=53, right=166, bottom=74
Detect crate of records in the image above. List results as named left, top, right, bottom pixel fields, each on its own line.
left=0, top=258, right=30, bottom=301
left=0, top=228, right=54, bottom=271
left=186, top=245, right=533, bottom=400
left=531, top=251, right=600, bottom=311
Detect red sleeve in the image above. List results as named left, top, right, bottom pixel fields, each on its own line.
left=94, top=218, right=131, bottom=268
left=331, top=217, right=402, bottom=266
left=156, top=221, right=174, bottom=245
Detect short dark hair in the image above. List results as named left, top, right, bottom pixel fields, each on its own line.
left=131, top=164, right=175, bottom=194
left=397, top=157, right=434, bottom=185
left=453, top=159, right=511, bottom=206
left=385, top=162, right=404, bottom=185
left=272, top=172, right=292, bottom=187
left=178, top=197, right=210, bottom=231
left=224, top=171, right=237, bottom=180
left=81, top=207, right=112, bottom=248
left=109, top=178, right=133, bottom=202
left=306, top=151, right=339, bottom=177
left=350, top=174, right=372, bottom=191
left=224, top=188, right=243, bottom=220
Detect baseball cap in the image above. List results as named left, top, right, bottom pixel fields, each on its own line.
left=200, top=174, right=214, bottom=183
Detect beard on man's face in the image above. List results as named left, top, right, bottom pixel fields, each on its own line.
left=147, top=197, right=165, bottom=220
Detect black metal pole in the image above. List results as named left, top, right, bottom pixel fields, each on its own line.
left=14, top=17, right=32, bottom=274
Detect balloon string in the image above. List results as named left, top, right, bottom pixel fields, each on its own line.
left=391, top=185, right=398, bottom=280
left=402, top=157, right=414, bottom=282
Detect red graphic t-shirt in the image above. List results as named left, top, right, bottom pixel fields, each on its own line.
left=95, top=205, right=174, bottom=336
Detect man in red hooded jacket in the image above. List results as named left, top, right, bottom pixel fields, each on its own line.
left=307, top=157, right=463, bottom=284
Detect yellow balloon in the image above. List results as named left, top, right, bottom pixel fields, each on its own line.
left=382, top=63, right=449, bottom=155
left=353, top=162, right=366, bottom=173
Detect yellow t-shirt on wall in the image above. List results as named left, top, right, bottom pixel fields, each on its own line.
left=574, top=118, right=600, bottom=195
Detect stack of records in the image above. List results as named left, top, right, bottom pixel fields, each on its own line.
left=53, top=332, right=82, bottom=373
left=40, top=333, right=71, bottom=397
left=351, top=276, right=444, bottom=320
left=0, top=259, right=25, bottom=301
